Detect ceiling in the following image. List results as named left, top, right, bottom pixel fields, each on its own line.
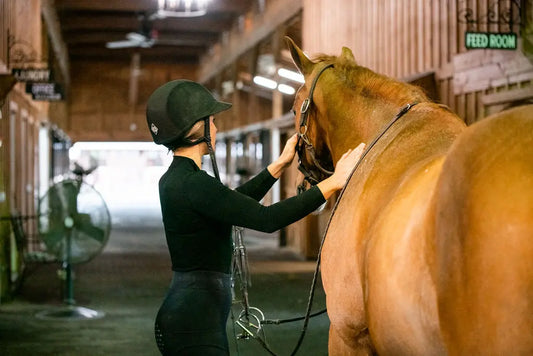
left=55, top=0, right=257, bottom=63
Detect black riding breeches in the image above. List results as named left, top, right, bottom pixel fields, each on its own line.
left=155, top=270, right=232, bottom=355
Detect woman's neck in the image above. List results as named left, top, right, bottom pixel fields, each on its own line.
left=173, top=145, right=205, bottom=169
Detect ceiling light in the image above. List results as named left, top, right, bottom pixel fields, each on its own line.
left=277, top=68, right=304, bottom=83
left=157, top=0, right=210, bottom=18
left=277, top=84, right=296, bottom=95
left=253, top=76, right=277, bottom=90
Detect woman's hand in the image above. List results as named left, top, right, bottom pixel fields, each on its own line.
left=317, top=143, right=366, bottom=199
left=267, top=134, right=299, bottom=178
left=278, top=133, right=298, bottom=167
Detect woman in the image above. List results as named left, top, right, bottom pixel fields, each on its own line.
left=146, top=79, right=365, bottom=355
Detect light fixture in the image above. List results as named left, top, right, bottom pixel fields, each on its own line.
left=277, top=84, right=295, bottom=95
left=157, top=0, right=210, bottom=18
left=277, top=68, right=304, bottom=83
left=253, top=76, right=277, bottom=90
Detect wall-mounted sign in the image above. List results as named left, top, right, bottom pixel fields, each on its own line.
left=12, top=68, right=52, bottom=82
left=465, top=32, right=517, bottom=50
left=25, top=82, right=63, bottom=101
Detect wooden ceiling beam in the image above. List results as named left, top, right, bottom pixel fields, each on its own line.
left=198, top=0, right=302, bottom=84
left=42, top=0, right=71, bottom=88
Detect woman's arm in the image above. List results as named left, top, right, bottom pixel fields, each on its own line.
left=186, top=142, right=365, bottom=233
left=186, top=171, right=326, bottom=233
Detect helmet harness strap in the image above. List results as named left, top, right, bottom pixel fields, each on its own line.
left=201, top=117, right=222, bottom=182
left=179, top=117, right=221, bottom=182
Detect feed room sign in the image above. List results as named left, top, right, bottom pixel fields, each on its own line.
left=465, top=32, right=517, bottom=50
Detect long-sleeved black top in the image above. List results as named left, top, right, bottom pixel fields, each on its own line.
left=159, top=156, right=326, bottom=274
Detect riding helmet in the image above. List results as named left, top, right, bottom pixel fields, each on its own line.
left=146, top=79, right=232, bottom=146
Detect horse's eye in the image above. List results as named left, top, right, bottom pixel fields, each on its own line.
left=292, top=109, right=296, bottom=116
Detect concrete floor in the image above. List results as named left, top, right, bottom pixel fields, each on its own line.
left=0, top=206, right=329, bottom=355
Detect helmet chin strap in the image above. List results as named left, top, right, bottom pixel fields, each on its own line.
left=202, top=117, right=221, bottom=182
left=178, top=117, right=221, bottom=182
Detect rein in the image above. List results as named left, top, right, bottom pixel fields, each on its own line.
left=232, top=60, right=418, bottom=355
left=287, top=100, right=418, bottom=355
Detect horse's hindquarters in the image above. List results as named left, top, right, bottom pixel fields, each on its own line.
left=435, top=107, right=533, bottom=355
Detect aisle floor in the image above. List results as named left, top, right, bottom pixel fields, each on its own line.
left=0, top=206, right=329, bottom=355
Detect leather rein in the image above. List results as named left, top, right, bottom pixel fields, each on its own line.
left=234, top=64, right=419, bottom=356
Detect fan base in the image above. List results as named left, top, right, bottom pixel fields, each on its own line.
left=35, top=305, right=105, bottom=320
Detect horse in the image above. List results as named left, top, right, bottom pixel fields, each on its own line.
left=286, top=37, right=533, bottom=355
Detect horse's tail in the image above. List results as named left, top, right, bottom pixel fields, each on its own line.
left=434, top=105, right=533, bottom=355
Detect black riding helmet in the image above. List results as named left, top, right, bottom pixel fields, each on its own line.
left=146, top=79, right=231, bottom=147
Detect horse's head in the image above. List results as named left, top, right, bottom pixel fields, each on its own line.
left=286, top=37, right=430, bottom=193
left=286, top=38, right=355, bottom=190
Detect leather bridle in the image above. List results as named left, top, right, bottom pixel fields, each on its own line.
left=296, top=63, right=335, bottom=186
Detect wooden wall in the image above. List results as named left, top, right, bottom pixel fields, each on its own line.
left=0, top=0, right=51, bottom=300
left=302, top=0, right=532, bottom=124
left=67, top=60, right=197, bottom=142
left=67, top=58, right=279, bottom=142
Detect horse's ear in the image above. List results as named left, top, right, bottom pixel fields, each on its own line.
left=285, top=36, right=314, bottom=76
left=340, top=46, right=355, bottom=62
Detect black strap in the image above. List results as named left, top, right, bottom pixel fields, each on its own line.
left=298, top=64, right=334, bottom=128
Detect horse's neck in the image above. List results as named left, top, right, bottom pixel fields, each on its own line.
left=325, top=98, right=406, bottom=162
left=326, top=101, right=465, bottom=218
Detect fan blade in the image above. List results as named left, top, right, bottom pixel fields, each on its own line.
left=126, top=32, right=148, bottom=42
left=139, top=39, right=156, bottom=48
left=106, top=40, right=139, bottom=49
left=49, top=181, right=79, bottom=218
left=39, top=180, right=111, bottom=264
left=63, top=181, right=80, bottom=216
left=75, top=213, right=106, bottom=244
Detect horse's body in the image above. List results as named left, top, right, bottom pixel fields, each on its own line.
left=287, top=38, right=533, bottom=355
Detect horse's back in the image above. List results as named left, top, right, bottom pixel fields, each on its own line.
left=435, top=105, right=533, bottom=355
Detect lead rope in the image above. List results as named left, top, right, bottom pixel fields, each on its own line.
left=231, top=226, right=277, bottom=355
left=230, top=102, right=417, bottom=356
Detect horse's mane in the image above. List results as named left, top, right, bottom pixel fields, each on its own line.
left=312, top=54, right=429, bottom=104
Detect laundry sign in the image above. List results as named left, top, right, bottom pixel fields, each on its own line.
left=25, top=82, right=63, bottom=101
left=465, top=32, right=517, bottom=50
left=12, top=68, right=52, bottom=82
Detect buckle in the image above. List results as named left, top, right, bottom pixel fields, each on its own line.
left=300, top=98, right=311, bottom=114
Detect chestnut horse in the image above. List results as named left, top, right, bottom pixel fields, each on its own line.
left=287, top=38, right=533, bottom=355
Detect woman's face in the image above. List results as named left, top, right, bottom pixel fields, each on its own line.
left=209, top=115, right=217, bottom=149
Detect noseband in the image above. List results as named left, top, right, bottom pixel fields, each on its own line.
left=296, top=64, right=335, bottom=186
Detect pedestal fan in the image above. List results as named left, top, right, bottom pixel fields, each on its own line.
left=35, top=174, right=111, bottom=320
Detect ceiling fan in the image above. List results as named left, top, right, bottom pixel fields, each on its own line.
left=106, top=13, right=158, bottom=49
left=106, top=3, right=210, bottom=50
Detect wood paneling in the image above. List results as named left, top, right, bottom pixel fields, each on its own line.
left=68, top=60, right=197, bottom=142
left=302, top=0, right=532, bottom=124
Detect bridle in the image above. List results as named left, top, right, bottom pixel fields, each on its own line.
left=296, top=63, right=335, bottom=186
